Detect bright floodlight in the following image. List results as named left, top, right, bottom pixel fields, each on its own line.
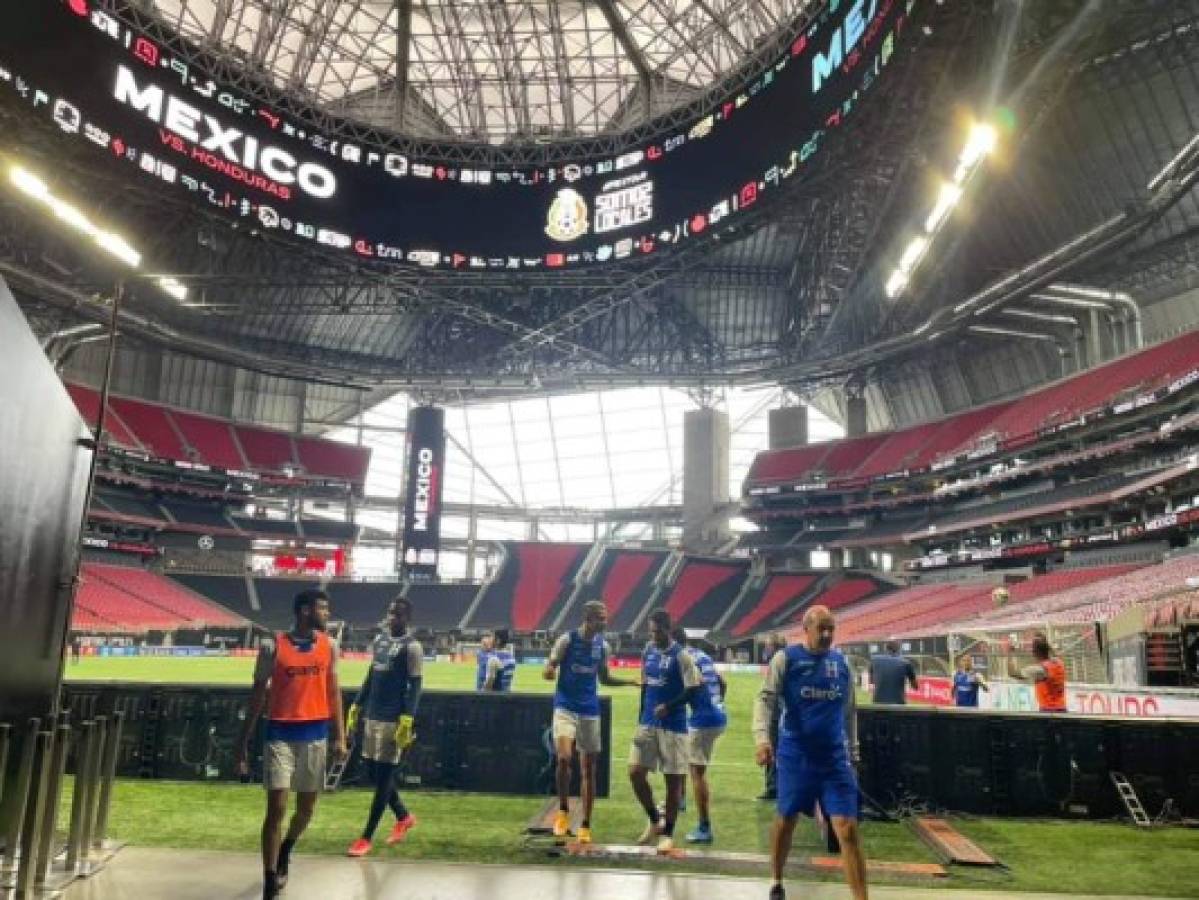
left=158, top=277, right=188, bottom=301
left=884, top=270, right=909, bottom=299
left=10, top=166, right=50, bottom=199
left=957, top=122, right=998, bottom=178
left=48, top=196, right=94, bottom=234
left=95, top=231, right=141, bottom=268
left=9, top=159, right=148, bottom=272
left=898, top=235, right=928, bottom=273
left=925, top=182, right=963, bottom=234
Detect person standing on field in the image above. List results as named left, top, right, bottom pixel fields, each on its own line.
left=237, top=590, right=347, bottom=900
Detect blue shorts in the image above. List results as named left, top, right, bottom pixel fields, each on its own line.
left=776, top=745, right=860, bottom=820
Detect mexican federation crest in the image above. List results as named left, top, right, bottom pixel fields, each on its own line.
left=545, top=188, right=589, bottom=242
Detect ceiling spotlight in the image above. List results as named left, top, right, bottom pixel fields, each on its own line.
left=157, top=277, right=188, bottom=302
left=48, top=196, right=93, bottom=233
left=925, top=182, right=962, bottom=233
left=899, top=235, right=928, bottom=273
left=95, top=231, right=141, bottom=268
left=7, top=159, right=151, bottom=273
left=956, top=122, right=998, bottom=180
left=10, top=166, right=50, bottom=199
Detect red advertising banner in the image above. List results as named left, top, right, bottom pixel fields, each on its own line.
left=906, top=676, right=954, bottom=707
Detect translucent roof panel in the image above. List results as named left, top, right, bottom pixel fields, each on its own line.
left=329, top=386, right=843, bottom=511
left=148, top=0, right=813, bottom=143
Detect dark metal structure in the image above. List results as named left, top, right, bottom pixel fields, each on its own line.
left=0, top=280, right=93, bottom=836
left=1, top=0, right=1198, bottom=409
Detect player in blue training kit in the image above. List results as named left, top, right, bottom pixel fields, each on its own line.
left=482, top=629, right=517, bottom=692
left=543, top=600, right=636, bottom=843
left=953, top=654, right=988, bottom=707
left=753, top=605, right=867, bottom=900
left=475, top=632, right=495, bottom=691
left=672, top=627, right=726, bottom=843
left=629, top=610, right=702, bottom=853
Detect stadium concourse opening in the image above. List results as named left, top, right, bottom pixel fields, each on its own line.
left=5, top=0, right=1199, bottom=897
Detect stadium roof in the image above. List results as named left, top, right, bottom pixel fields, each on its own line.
left=148, top=0, right=811, bottom=144
left=3, top=0, right=1199, bottom=415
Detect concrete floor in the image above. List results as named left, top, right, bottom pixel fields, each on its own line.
left=65, top=847, right=1170, bottom=900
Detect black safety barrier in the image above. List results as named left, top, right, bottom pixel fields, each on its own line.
left=60, top=683, right=611, bottom=797
left=858, top=706, right=1199, bottom=819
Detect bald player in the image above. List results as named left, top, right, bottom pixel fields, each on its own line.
left=753, top=605, right=867, bottom=900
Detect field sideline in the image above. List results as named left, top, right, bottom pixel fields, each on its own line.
left=61, top=657, right=1199, bottom=897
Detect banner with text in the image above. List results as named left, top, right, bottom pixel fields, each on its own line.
left=981, top=680, right=1199, bottom=718
left=401, top=406, right=446, bottom=578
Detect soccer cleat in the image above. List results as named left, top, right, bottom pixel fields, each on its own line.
left=346, top=838, right=372, bottom=858
left=576, top=826, right=592, bottom=845
left=656, top=834, right=675, bottom=854
left=386, top=814, right=417, bottom=845
left=276, top=840, right=294, bottom=888
left=769, top=883, right=786, bottom=900
left=685, top=824, right=713, bottom=844
left=552, top=810, right=570, bottom=838
left=637, top=820, right=662, bottom=845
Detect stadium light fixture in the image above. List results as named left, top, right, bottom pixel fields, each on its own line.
left=10, top=166, right=50, bottom=200
left=955, top=122, right=998, bottom=182
left=5, top=162, right=200, bottom=301
left=924, top=182, right=963, bottom=234
left=898, top=236, right=928, bottom=273
left=884, top=270, right=909, bottom=299
left=886, top=118, right=999, bottom=300
left=10, top=163, right=141, bottom=268
left=48, top=196, right=94, bottom=233
left=157, top=277, right=189, bottom=302
left=95, top=231, right=142, bottom=268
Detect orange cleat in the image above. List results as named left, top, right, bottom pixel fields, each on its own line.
left=386, top=814, right=418, bottom=845
left=346, top=838, right=372, bottom=858
left=552, top=810, right=570, bottom=838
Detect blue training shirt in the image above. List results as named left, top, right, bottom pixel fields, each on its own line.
left=778, top=645, right=854, bottom=764
left=686, top=648, right=728, bottom=729
left=475, top=649, right=494, bottom=691
left=641, top=641, right=689, bottom=734
left=953, top=671, right=981, bottom=707
left=553, top=630, right=608, bottom=716
left=492, top=648, right=517, bottom=692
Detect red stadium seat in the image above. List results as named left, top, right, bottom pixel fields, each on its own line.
left=65, top=383, right=143, bottom=450
left=170, top=411, right=247, bottom=471
left=77, top=564, right=245, bottom=631
left=731, top=574, right=817, bottom=636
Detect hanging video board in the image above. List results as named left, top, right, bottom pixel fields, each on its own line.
left=0, top=0, right=917, bottom=270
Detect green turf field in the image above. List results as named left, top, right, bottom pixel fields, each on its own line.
left=62, top=657, right=1199, bottom=896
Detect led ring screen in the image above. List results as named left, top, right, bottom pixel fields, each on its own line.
left=1, top=0, right=916, bottom=271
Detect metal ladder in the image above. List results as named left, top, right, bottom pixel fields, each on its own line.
left=324, top=733, right=355, bottom=792
left=1110, top=771, right=1152, bottom=827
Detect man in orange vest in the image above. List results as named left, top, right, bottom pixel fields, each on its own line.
left=1007, top=632, right=1068, bottom=712
left=237, top=589, right=348, bottom=899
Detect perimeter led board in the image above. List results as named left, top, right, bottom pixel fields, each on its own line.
left=0, top=0, right=916, bottom=270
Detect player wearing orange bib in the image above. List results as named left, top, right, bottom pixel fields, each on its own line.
left=1007, top=632, right=1068, bottom=712
left=237, top=590, right=347, bottom=899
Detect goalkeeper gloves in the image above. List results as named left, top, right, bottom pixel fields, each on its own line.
left=394, top=715, right=415, bottom=750
left=346, top=704, right=360, bottom=733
